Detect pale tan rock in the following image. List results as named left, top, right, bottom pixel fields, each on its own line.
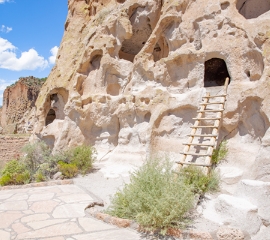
left=16, top=222, right=82, bottom=239
left=29, top=0, right=270, bottom=235
left=78, top=217, right=116, bottom=232
left=52, top=203, right=86, bottom=218
left=0, top=212, right=24, bottom=228
left=30, top=200, right=59, bottom=213
left=0, top=230, right=10, bottom=240
left=216, top=227, right=245, bottom=240
left=12, top=222, right=31, bottom=234
left=21, top=213, right=50, bottom=223
left=0, top=200, right=28, bottom=211
left=27, top=219, right=68, bottom=230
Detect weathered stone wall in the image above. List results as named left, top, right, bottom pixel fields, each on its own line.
left=1, top=76, right=44, bottom=134
left=0, top=135, right=29, bottom=165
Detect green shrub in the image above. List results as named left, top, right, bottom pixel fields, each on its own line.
left=58, top=161, right=78, bottom=178
left=0, top=160, right=30, bottom=186
left=212, top=141, right=228, bottom=165
left=107, top=158, right=194, bottom=234
left=22, top=141, right=51, bottom=177
left=34, top=170, right=46, bottom=182
left=70, top=145, right=95, bottom=174
left=180, top=166, right=219, bottom=194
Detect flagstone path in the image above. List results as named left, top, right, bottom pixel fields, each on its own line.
left=0, top=184, right=142, bottom=240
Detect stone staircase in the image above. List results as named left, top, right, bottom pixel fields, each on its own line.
left=176, top=78, right=229, bottom=174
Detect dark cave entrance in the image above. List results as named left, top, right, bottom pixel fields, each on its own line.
left=45, top=109, right=56, bottom=126
left=204, top=58, right=231, bottom=87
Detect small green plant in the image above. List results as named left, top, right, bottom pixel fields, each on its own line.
left=58, top=161, right=78, bottom=178
left=70, top=145, right=95, bottom=174
left=34, top=170, right=46, bottom=182
left=180, top=166, right=220, bottom=194
left=107, top=158, right=194, bottom=234
left=0, top=160, right=30, bottom=186
left=212, top=141, right=228, bottom=165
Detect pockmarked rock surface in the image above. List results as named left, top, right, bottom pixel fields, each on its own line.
left=30, top=0, right=270, bottom=238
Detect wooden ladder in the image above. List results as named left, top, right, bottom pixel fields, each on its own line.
left=176, top=78, right=229, bottom=174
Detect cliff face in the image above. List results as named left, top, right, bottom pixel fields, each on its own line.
left=1, top=76, right=45, bottom=134
left=32, top=0, right=270, bottom=236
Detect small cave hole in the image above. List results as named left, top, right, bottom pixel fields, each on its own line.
left=246, top=70, right=251, bottom=77
left=153, top=37, right=169, bottom=62
left=236, top=0, right=270, bottom=19
left=117, top=0, right=126, bottom=3
left=221, top=1, right=230, bottom=10
left=90, top=55, right=102, bottom=70
left=45, top=109, right=56, bottom=126
left=144, top=112, right=151, bottom=123
left=107, top=83, right=121, bottom=96
left=204, top=58, right=231, bottom=87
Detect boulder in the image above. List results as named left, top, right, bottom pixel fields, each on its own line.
left=215, top=194, right=262, bottom=235
left=236, top=179, right=270, bottom=223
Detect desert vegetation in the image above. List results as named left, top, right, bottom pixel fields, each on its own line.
left=0, top=141, right=95, bottom=186
left=107, top=157, right=220, bottom=234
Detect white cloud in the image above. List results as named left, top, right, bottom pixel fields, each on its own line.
left=0, top=37, right=48, bottom=71
left=49, top=46, right=59, bottom=65
left=1, top=25, right=12, bottom=33
left=0, top=0, right=10, bottom=3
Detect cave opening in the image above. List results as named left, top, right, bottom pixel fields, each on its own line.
left=204, top=58, right=230, bottom=87
left=236, top=0, right=270, bottom=19
left=45, top=109, right=56, bottom=126
left=153, top=37, right=169, bottom=62
left=119, top=7, right=152, bottom=62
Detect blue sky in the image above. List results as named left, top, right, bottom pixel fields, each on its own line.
left=0, top=0, right=67, bottom=105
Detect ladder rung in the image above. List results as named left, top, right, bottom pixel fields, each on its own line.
left=188, top=134, right=218, bottom=137
left=203, top=94, right=227, bottom=97
left=190, top=126, right=218, bottom=128
left=176, top=161, right=212, bottom=167
left=179, top=152, right=212, bottom=156
left=197, top=109, right=225, bottom=113
left=183, top=143, right=215, bottom=147
left=193, top=117, right=221, bottom=120
left=199, top=102, right=225, bottom=105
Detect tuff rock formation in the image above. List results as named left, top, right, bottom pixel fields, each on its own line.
left=31, top=0, right=270, bottom=238
left=1, top=76, right=45, bottom=134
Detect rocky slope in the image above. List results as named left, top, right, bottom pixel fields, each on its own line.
left=1, top=76, right=45, bottom=134
left=31, top=0, right=270, bottom=238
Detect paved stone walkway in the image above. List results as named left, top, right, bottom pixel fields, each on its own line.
left=0, top=184, right=142, bottom=240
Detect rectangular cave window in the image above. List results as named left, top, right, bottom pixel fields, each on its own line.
left=204, top=58, right=231, bottom=87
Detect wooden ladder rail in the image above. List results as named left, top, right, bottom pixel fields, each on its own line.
left=203, top=77, right=229, bottom=174
left=177, top=92, right=210, bottom=171
left=177, top=77, right=230, bottom=174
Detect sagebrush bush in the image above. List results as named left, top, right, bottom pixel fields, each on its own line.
left=22, top=141, right=51, bottom=177
left=180, top=166, right=219, bottom=194
left=107, top=158, right=195, bottom=234
left=0, top=160, right=30, bottom=186
left=69, top=145, right=95, bottom=174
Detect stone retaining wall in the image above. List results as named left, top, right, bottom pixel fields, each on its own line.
left=0, top=135, right=30, bottom=166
